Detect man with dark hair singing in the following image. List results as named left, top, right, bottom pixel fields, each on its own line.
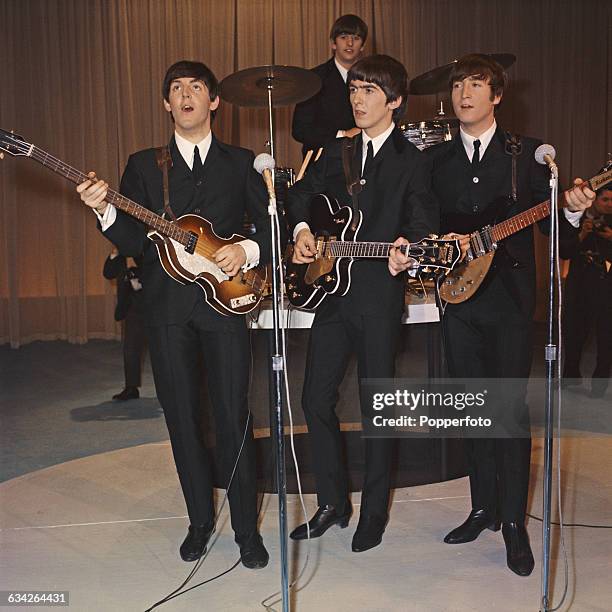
left=76, top=60, right=270, bottom=568
left=390, top=53, right=594, bottom=576
left=287, top=54, right=438, bottom=552
left=292, top=14, right=368, bottom=157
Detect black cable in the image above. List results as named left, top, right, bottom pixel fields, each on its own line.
left=527, top=513, right=612, bottom=529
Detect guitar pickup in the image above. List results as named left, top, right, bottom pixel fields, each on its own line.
left=185, top=232, right=198, bottom=254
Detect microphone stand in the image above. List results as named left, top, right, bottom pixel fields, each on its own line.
left=541, top=161, right=559, bottom=612
left=264, top=82, right=290, bottom=612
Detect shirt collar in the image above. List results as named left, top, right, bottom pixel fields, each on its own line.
left=362, top=122, right=395, bottom=159
left=334, top=58, right=348, bottom=83
left=174, top=130, right=213, bottom=170
left=460, top=120, right=497, bottom=161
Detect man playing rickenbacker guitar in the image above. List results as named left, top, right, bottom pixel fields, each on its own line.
left=390, top=54, right=595, bottom=577
left=77, top=61, right=270, bottom=568
left=287, top=54, right=439, bottom=552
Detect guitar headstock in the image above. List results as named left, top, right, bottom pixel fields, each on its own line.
left=408, top=235, right=462, bottom=273
left=0, top=128, right=31, bottom=158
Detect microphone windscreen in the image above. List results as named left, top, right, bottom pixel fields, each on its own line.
left=253, top=153, right=276, bottom=175
left=534, top=144, right=556, bottom=165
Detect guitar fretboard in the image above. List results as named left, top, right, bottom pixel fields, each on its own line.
left=322, top=241, right=407, bottom=258
left=491, top=201, right=550, bottom=242
left=27, top=145, right=190, bottom=246
left=490, top=167, right=612, bottom=242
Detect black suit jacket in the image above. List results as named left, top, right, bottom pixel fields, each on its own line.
left=103, top=136, right=271, bottom=326
left=103, top=254, right=143, bottom=321
left=287, top=129, right=439, bottom=318
left=292, top=58, right=355, bottom=157
left=425, top=127, right=579, bottom=317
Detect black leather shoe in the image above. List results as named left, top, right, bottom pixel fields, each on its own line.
left=502, top=522, right=534, bottom=576
left=179, top=523, right=214, bottom=562
left=444, top=509, right=500, bottom=544
left=351, top=514, right=387, bottom=552
left=112, top=387, right=139, bottom=401
left=289, top=504, right=351, bottom=540
left=238, top=533, right=269, bottom=569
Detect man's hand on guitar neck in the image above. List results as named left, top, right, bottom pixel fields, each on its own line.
left=77, top=171, right=110, bottom=215
left=565, top=178, right=595, bottom=212
left=293, top=228, right=317, bottom=263
left=388, top=237, right=417, bottom=276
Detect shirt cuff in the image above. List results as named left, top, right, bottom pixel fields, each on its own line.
left=238, top=239, right=260, bottom=270
left=293, top=222, right=310, bottom=243
left=94, top=205, right=117, bottom=231
left=563, top=208, right=584, bottom=228
left=336, top=130, right=345, bottom=138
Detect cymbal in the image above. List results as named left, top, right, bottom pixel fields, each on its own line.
left=219, top=65, right=321, bottom=108
left=409, top=54, right=516, bottom=95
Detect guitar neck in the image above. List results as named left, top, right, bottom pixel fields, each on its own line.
left=490, top=167, right=612, bottom=242
left=323, top=241, right=404, bottom=258
left=27, top=144, right=190, bottom=246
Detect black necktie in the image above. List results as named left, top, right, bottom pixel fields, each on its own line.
left=362, top=140, right=374, bottom=176
left=472, top=139, right=481, bottom=167
left=193, top=145, right=203, bottom=179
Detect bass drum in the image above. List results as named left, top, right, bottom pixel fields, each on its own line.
left=399, top=120, right=453, bottom=150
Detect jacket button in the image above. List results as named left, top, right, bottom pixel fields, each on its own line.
left=472, top=204, right=479, bottom=212
left=472, top=176, right=479, bottom=183
left=196, top=180, right=203, bottom=187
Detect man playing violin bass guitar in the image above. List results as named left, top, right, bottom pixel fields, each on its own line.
left=287, top=54, right=439, bottom=553
left=390, top=53, right=595, bottom=577
left=77, top=60, right=271, bottom=568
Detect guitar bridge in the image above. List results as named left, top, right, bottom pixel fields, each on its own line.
left=185, top=232, right=198, bottom=254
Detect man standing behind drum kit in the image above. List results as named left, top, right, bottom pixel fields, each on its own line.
left=390, top=53, right=594, bottom=577
left=292, top=14, right=368, bottom=158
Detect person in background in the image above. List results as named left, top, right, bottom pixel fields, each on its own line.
left=292, top=14, right=368, bottom=158
left=103, top=248, right=146, bottom=401
left=562, top=184, right=612, bottom=397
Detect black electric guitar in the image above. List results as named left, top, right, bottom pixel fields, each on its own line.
left=438, top=163, right=612, bottom=304
left=0, top=128, right=267, bottom=316
left=285, top=193, right=461, bottom=309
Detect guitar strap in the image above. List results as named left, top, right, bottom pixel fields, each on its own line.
left=504, top=131, right=522, bottom=204
left=341, top=137, right=364, bottom=231
left=154, top=145, right=176, bottom=221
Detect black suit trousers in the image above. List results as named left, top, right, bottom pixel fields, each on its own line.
left=443, top=275, right=532, bottom=523
left=302, top=297, right=400, bottom=518
left=146, top=300, right=256, bottom=540
left=122, top=305, right=146, bottom=388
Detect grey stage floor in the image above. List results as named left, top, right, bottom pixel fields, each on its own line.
left=1, top=328, right=611, bottom=611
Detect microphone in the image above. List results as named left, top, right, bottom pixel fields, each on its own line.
left=253, top=153, right=276, bottom=201
left=535, top=144, right=557, bottom=170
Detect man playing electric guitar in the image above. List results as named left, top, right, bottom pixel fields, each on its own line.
left=389, top=53, right=594, bottom=577
left=287, top=54, right=439, bottom=552
left=76, top=60, right=271, bottom=568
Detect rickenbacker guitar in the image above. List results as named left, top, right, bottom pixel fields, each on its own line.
left=285, top=193, right=461, bottom=310
left=438, top=163, right=612, bottom=304
left=0, top=128, right=267, bottom=316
